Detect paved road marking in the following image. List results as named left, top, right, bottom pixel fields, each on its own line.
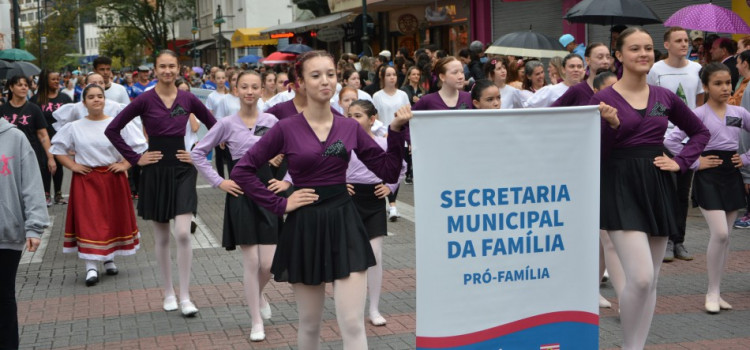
left=396, top=201, right=415, bottom=222
left=20, top=215, right=54, bottom=265
left=189, top=214, right=222, bottom=249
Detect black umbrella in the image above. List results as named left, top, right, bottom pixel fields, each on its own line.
left=564, top=0, right=662, bottom=25
left=485, top=30, right=569, bottom=58
left=0, top=61, right=41, bottom=80
left=280, top=44, right=313, bottom=55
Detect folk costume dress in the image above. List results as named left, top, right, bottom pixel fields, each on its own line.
left=590, top=85, right=709, bottom=236
left=665, top=104, right=750, bottom=211
left=191, top=112, right=282, bottom=249
left=231, top=113, right=405, bottom=285
left=105, top=89, right=216, bottom=223
left=50, top=117, right=147, bottom=260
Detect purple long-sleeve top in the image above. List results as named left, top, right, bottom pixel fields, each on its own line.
left=105, top=89, right=217, bottom=165
left=665, top=104, right=750, bottom=170
left=346, top=136, right=407, bottom=193
left=550, top=81, right=594, bottom=107
left=266, top=99, right=344, bottom=120
left=231, top=113, right=406, bottom=217
left=590, top=85, right=709, bottom=172
left=191, top=112, right=278, bottom=187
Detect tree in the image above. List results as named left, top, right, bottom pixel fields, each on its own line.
left=99, top=27, right=146, bottom=68
left=24, top=0, right=81, bottom=70
left=94, top=0, right=194, bottom=58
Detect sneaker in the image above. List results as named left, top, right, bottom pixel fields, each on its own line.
left=674, top=243, right=694, bottom=261
left=733, top=215, right=750, bottom=228
left=46, top=196, right=53, bottom=207
left=54, top=192, right=68, bottom=205
left=663, top=240, right=674, bottom=262
left=388, top=207, right=400, bottom=222
left=404, top=175, right=413, bottom=185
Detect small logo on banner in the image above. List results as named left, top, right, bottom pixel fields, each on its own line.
left=540, top=344, right=560, bottom=350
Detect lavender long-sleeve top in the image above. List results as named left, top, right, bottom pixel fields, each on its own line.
left=105, top=89, right=216, bottom=165
left=665, top=104, right=750, bottom=170
left=590, top=85, right=709, bottom=172
left=346, top=136, right=407, bottom=193
left=191, top=112, right=278, bottom=187
left=231, top=113, right=406, bottom=216
left=550, top=81, right=594, bottom=107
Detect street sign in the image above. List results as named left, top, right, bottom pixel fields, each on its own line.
left=41, top=36, right=47, bottom=44
left=317, top=26, right=345, bottom=42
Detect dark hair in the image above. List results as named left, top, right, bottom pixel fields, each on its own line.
left=174, top=78, right=190, bottom=90
left=715, top=38, right=738, bottom=55
left=236, top=70, right=261, bottom=88
left=562, top=53, right=583, bottom=67
left=398, top=48, right=411, bottom=60
left=584, top=43, right=607, bottom=58
left=5, top=75, right=30, bottom=100
left=435, top=50, right=448, bottom=59
left=615, top=26, right=651, bottom=53
left=484, top=56, right=509, bottom=80
left=470, top=79, right=497, bottom=101
left=700, top=62, right=731, bottom=85
left=458, top=49, right=471, bottom=59
left=295, top=50, right=335, bottom=82
left=377, top=55, right=388, bottom=64
left=349, top=99, right=378, bottom=117
left=92, top=56, right=112, bottom=69
left=738, top=50, right=750, bottom=65
left=379, top=65, right=397, bottom=88
left=82, top=84, right=105, bottom=101
left=36, top=69, right=58, bottom=106
left=156, top=49, right=179, bottom=63
left=593, top=71, right=616, bottom=90
left=663, top=26, right=688, bottom=42
left=342, top=69, right=358, bottom=83
left=522, top=60, right=544, bottom=91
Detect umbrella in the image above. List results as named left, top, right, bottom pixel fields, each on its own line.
left=192, top=66, right=204, bottom=75
left=260, top=52, right=298, bottom=65
left=0, top=61, right=41, bottom=80
left=0, top=48, right=37, bottom=61
left=280, top=44, right=313, bottom=55
left=564, top=0, right=661, bottom=26
left=664, top=3, right=750, bottom=34
left=237, top=54, right=262, bottom=64
left=485, top=31, right=569, bottom=58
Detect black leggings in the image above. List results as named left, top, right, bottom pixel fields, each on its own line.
left=0, top=249, right=22, bottom=350
left=214, top=146, right=232, bottom=179
left=41, top=157, right=63, bottom=195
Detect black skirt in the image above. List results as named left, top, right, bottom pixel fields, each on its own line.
left=271, top=184, right=375, bottom=285
left=600, top=146, right=678, bottom=237
left=137, top=136, right=197, bottom=223
left=223, top=159, right=281, bottom=250
left=691, top=150, right=745, bottom=211
left=351, top=183, right=388, bottom=239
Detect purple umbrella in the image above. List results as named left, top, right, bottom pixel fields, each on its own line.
left=664, top=3, right=750, bottom=34
left=192, top=66, right=204, bottom=75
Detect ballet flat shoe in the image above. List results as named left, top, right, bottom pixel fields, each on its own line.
left=599, top=295, right=612, bottom=308
left=85, top=269, right=99, bottom=287
left=163, top=295, right=178, bottom=311
left=250, top=329, right=266, bottom=342
left=705, top=297, right=720, bottom=314
left=180, top=300, right=199, bottom=317
left=260, top=294, right=272, bottom=320
left=370, top=314, right=387, bottom=326
left=103, top=260, right=118, bottom=276
left=719, top=297, right=733, bottom=310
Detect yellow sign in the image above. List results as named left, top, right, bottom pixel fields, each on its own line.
left=231, top=28, right=277, bottom=48
left=733, top=0, right=750, bottom=41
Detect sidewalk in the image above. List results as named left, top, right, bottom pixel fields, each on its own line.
left=15, top=170, right=750, bottom=349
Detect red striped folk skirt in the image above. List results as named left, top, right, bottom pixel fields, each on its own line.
left=63, top=167, right=140, bottom=260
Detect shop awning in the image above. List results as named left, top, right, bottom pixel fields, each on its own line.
left=261, top=12, right=354, bottom=35
left=231, top=28, right=278, bottom=48
left=194, top=41, right=215, bottom=50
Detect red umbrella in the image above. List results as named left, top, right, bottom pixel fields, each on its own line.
left=261, top=52, right=297, bottom=65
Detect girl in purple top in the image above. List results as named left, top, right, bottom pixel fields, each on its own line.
left=105, top=50, right=217, bottom=318
left=551, top=42, right=612, bottom=108
left=345, top=100, right=407, bottom=328
left=591, top=27, right=710, bottom=350
left=412, top=56, right=473, bottom=111
left=664, top=63, right=750, bottom=314
left=231, top=51, right=411, bottom=350
left=191, top=71, right=287, bottom=341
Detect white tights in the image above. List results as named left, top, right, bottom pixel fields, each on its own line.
left=294, top=272, right=368, bottom=350
left=367, top=237, right=384, bottom=319
left=239, top=244, right=275, bottom=330
left=600, top=230, right=625, bottom=298
left=700, top=208, right=738, bottom=301
left=608, top=230, right=668, bottom=350
left=152, top=213, right=193, bottom=302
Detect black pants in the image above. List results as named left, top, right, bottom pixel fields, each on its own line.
left=214, top=146, right=232, bottom=179
left=128, top=164, right=141, bottom=195
left=0, top=249, right=22, bottom=350
left=671, top=170, right=694, bottom=244
left=404, top=144, right=413, bottom=179
left=41, top=157, right=63, bottom=195
left=387, top=187, right=399, bottom=204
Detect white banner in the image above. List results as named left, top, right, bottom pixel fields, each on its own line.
left=412, top=106, right=601, bottom=349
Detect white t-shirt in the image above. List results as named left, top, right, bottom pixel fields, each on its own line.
left=372, top=89, right=410, bottom=127
left=223, top=94, right=240, bottom=118
left=647, top=60, right=704, bottom=109
left=205, top=91, right=228, bottom=119
left=524, top=83, right=570, bottom=108
left=499, top=85, right=524, bottom=109
left=331, top=89, right=373, bottom=107
left=50, top=117, right=147, bottom=167
left=105, top=83, right=131, bottom=105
